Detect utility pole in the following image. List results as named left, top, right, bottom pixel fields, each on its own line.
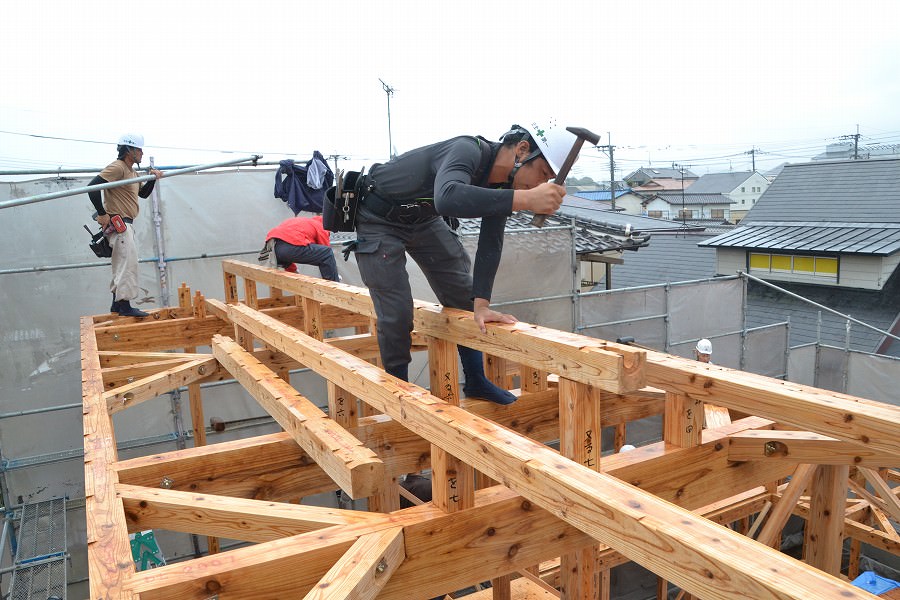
left=598, top=134, right=616, bottom=211
left=672, top=162, right=689, bottom=226
left=379, top=78, right=395, bottom=159
left=745, top=147, right=757, bottom=171
left=840, top=125, right=860, bottom=159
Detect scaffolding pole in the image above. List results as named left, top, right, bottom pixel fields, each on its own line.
left=0, top=155, right=262, bottom=210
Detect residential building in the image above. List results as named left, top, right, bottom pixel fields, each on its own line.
left=700, top=158, right=900, bottom=355
left=685, top=171, right=771, bottom=222
left=812, top=141, right=900, bottom=161
left=624, top=166, right=698, bottom=188
left=642, top=191, right=733, bottom=223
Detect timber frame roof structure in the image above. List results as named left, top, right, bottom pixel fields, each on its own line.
left=82, top=260, right=900, bottom=599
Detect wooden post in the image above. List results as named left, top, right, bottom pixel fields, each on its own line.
left=302, top=297, right=323, bottom=341
left=558, top=377, right=602, bottom=600
left=244, top=278, right=259, bottom=309
left=429, top=338, right=474, bottom=513
left=803, top=465, right=849, bottom=575
left=520, top=365, right=548, bottom=393
left=224, top=271, right=239, bottom=304
left=664, top=392, right=703, bottom=448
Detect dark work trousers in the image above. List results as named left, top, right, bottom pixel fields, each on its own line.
left=273, top=240, right=340, bottom=281
left=353, top=205, right=473, bottom=373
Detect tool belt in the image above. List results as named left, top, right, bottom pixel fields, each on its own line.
left=363, top=191, right=438, bottom=225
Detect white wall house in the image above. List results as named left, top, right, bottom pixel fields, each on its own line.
left=686, top=171, right=771, bottom=223
left=700, top=159, right=900, bottom=291
left=641, top=192, right=732, bottom=222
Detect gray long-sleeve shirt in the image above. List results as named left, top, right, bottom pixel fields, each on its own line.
left=368, top=135, right=513, bottom=300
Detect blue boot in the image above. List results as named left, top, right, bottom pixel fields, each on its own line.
left=458, top=346, right=517, bottom=405
left=110, top=293, right=120, bottom=313
left=385, top=363, right=408, bottom=382
left=116, top=300, right=149, bottom=318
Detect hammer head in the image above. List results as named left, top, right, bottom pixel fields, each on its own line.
left=565, top=126, right=601, bottom=145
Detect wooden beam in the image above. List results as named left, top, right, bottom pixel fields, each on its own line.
left=755, top=464, right=817, bottom=547
left=221, top=260, right=646, bottom=393
left=858, top=467, right=900, bottom=523
left=81, top=318, right=136, bottom=599
left=216, top=300, right=874, bottom=600
left=728, top=430, right=898, bottom=467
left=117, top=483, right=383, bottom=542
left=643, top=350, right=900, bottom=456
left=126, top=526, right=358, bottom=599
left=212, top=335, right=383, bottom=499
left=412, top=303, right=645, bottom=394
left=306, top=526, right=405, bottom=600
left=103, top=357, right=218, bottom=414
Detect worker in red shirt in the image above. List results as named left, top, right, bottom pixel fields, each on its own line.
left=265, top=215, right=339, bottom=281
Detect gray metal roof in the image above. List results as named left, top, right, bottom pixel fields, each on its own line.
left=743, top=158, right=900, bottom=223
left=606, top=232, right=900, bottom=355
left=699, top=159, right=900, bottom=255
left=559, top=195, right=707, bottom=233
left=653, top=192, right=733, bottom=206
left=699, top=222, right=900, bottom=255
left=625, top=166, right=697, bottom=180
left=685, top=171, right=755, bottom=194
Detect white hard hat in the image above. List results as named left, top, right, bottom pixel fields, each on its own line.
left=513, top=119, right=578, bottom=173
left=117, top=133, right=144, bottom=149
left=519, top=120, right=578, bottom=176
left=696, top=338, right=713, bottom=354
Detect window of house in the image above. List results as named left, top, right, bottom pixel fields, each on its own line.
left=741, top=186, right=746, bottom=192
left=678, top=209, right=694, bottom=220
left=749, top=252, right=838, bottom=280
left=711, top=209, right=725, bottom=219
left=647, top=210, right=663, bottom=218
left=741, top=199, right=746, bottom=204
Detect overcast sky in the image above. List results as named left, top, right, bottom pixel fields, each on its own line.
left=2, top=0, right=899, bottom=181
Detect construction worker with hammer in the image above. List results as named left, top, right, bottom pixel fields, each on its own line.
left=348, top=120, right=595, bottom=404
left=87, top=133, right=162, bottom=318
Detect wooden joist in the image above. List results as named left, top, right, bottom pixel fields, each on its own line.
left=728, top=430, right=900, bottom=467
left=644, top=351, right=900, bottom=456
left=212, top=334, right=384, bottom=499
left=210, top=298, right=876, bottom=600
left=82, top=262, right=899, bottom=599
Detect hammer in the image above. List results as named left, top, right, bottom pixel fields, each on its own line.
left=531, top=126, right=602, bottom=227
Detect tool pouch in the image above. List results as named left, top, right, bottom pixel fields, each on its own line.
left=323, top=169, right=364, bottom=232
left=88, top=228, right=113, bottom=258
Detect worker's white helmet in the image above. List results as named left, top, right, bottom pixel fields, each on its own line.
left=520, top=119, right=577, bottom=176
left=696, top=338, right=713, bottom=354
left=117, top=133, right=144, bottom=149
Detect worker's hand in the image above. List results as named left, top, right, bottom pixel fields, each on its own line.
left=473, top=298, right=517, bottom=334
left=97, top=214, right=111, bottom=229
left=513, top=182, right=566, bottom=215
left=149, top=168, right=163, bottom=179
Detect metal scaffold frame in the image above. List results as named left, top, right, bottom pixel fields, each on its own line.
left=7, top=498, right=67, bottom=600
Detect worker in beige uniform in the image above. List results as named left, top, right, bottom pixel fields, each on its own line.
left=87, top=133, right=162, bottom=317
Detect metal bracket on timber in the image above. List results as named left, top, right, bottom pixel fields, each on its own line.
left=198, top=297, right=878, bottom=600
